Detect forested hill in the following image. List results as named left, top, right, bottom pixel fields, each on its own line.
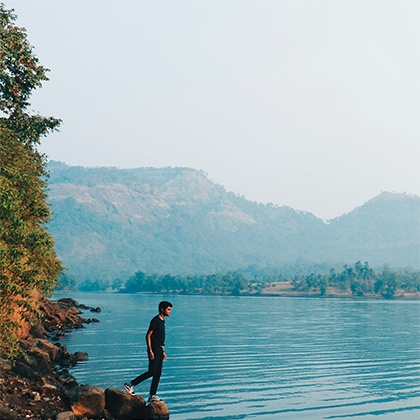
left=46, top=161, right=420, bottom=289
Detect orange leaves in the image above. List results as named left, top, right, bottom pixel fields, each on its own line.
left=0, top=3, right=62, bottom=362
left=0, top=131, right=63, bottom=360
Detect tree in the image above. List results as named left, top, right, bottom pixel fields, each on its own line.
left=0, top=4, right=62, bottom=361
left=378, top=265, right=397, bottom=298
left=55, top=273, right=78, bottom=291
left=124, top=271, right=147, bottom=293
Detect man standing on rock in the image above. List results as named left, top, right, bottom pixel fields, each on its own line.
left=124, top=301, right=173, bottom=403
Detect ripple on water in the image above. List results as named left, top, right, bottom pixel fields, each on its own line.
left=57, top=293, right=420, bottom=419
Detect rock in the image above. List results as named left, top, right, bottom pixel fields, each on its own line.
left=105, top=388, right=146, bottom=420
left=66, top=385, right=105, bottom=418
left=102, top=409, right=115, bottom=420
left=43, top=383, right=58, bottom=392
left=36, top=338, right=62, bottom=361
left=57, top=297, right=79, bottom=307
left=13, top=353, right=49, bottom=379
left=104, top=388, right=170, bottom=420
left=29, top=323, right=47, bottom=338
left=143, top=400, right=170, bottom=420
left=90, top=307, right=101, bottom=313
left=73, top=351, right=89, bottom=362
left=56, top=411, right=76, bottom=420
left=56, top=346, right=85, bottom=368
left=39, top=297, right=92, bottom=334
left=0, top=297, right=104, bottom=420
left=57, top=370, right=78, bottom=388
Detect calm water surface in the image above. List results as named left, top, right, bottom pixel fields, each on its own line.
left=55, top=293, right=420, bottom=419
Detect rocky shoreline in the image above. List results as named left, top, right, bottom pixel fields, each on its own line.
left=0, top=297, right=169, bottom=420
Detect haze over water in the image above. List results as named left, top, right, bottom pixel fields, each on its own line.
left=56, top=293, right=420, bottom=419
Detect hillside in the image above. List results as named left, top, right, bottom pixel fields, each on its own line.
left=46, top=161, right=420, bottom=288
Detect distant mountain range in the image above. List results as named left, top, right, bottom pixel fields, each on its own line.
left=46, top=161, right=420, bottom=288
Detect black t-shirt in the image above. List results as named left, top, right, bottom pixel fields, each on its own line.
left=148, top=315, right=165, bottom=349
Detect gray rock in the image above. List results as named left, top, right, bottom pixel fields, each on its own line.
left=56, top=411, right=76, bottom=420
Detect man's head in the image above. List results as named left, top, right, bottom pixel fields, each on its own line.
left=159, top=301, right=173, bottom=317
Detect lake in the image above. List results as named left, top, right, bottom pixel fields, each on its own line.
left=54, top=293, right=420, bottom=419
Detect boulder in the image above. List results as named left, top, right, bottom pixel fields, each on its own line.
left=56, top=347, right=87, bottom=368
left=29, top=323, right=47, bottom=338
left=55, top=411, right=76, bottom=420
left=57, top=298, right=79, bottom=308
left=66, top=385, right=105, bottom=418
left=143, top=400, right=170, bottom=420
left=105, top=388, right=170, bottom=420
left=13, top=342, right=52, bottom=378
left=36, top=338, right=62, bottom=361
left=57, top=369, right=78, bottom=388
left=73, top=351, right=89, bottom=362
left=105, top=388, right=147, bottom=420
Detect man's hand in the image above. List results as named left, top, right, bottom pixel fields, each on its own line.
left=148, top=349, right=155, bottom=360
left=163, top=351, right=167, bottom=361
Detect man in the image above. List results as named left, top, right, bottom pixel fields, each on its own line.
left=124, top=301, right=173, bottom=402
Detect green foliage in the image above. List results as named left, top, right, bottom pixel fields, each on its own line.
left=292, top=261, right=420, bottom=298
left=0, top=4, right=62, bottom=361
left=119, top=261, right=419, bottom=298
left=1, top=6, right=44, bottom=111
left=122, top=270, right=251, bottom=295
left=0, top=5, right=61, bottom=142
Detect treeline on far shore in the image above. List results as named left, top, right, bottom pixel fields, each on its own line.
left=118, top=262, right=418, bottom=298
left=290, top=261, right=419, bottom=298
left=56, top=261, right=417, bottom=298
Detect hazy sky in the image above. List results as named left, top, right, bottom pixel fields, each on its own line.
left=9, top=0, right=420, bottom=219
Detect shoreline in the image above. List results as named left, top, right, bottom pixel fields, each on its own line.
left=57, top=287, right=420, bottom=300
left=0, top=297, right=170, bottom=420
left=255, top=281, right=420, bottom=299
left=253, top=291, right=420, bottom=299
left=111, top=288, right=420, bottom=300
left=0, top=297, right=99, bottom=419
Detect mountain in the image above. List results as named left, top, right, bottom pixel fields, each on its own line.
left=45, top=161, right=420, bottom=287
left=328, top=192, right=419, bottom=266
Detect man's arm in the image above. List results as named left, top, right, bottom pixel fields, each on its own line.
left=146, top=329, right=154, bottom=360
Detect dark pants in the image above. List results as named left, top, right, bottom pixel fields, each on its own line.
left=131, top=347, right=164, bottom=396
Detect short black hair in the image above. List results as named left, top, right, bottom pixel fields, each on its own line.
left=158, top=301, right=173, bottom=313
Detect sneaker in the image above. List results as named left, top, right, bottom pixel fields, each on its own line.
left=124, top=382, right=135, bottom=395
left=148, top=395, right=163, bottom=402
